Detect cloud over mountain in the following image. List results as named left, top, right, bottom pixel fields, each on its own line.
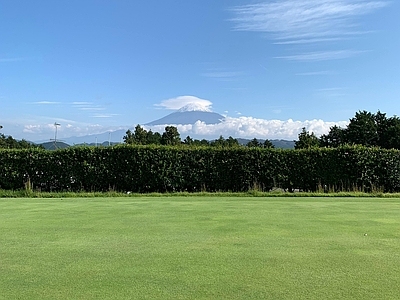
left=155, top=96, right=213, bottom=111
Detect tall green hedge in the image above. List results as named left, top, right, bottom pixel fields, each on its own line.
left=1, top=145, right=399, bottom=192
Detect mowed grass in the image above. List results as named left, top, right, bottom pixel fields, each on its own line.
left=1, top=197, right=400, bottom=299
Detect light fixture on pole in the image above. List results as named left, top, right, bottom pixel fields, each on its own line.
left=54, top=123, right=60, bottom=142
left=51, top=122, right=61, bottom=149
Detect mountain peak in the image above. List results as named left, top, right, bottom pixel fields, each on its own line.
left=177, top=103, right=212, bottom=112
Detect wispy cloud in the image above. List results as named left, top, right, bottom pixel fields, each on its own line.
left=276, top=50, right=366, bottom=61
left=296, top=71, right=335, bottom=76
left=230, top=0, right=388, bottom=43
left=32, top=101, right=61, bottom=105
left=91, top=114, right=119, bottom=118
left=230, top=1, right=388, bottom=63
left=201, top=70, right=242, bottom=81
left=72, top=102, right=106, bottom=111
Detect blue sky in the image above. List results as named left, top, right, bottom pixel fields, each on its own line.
left=1, top=0, right=399, bottom=141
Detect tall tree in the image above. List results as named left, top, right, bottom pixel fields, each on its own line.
left=183, top=136, right=194, bottom=145
left=226, top=136, right=240, bottom=148
left=346, top=110, right=378, bottom=147
left=377, top=115, right=400, bottom=149
left=133, top=124, right=148, bottom=145
left=263, top=139, right=275, bottom=149
left=211, top=135, right=227, bottom=148
left=294, top=128, right=320, bottom=149
left=123, top=129, right=135, bottom=145
left=247, top=138, right=263, bottom=148
left=161, top=126, right=181, bottom=145
left=146, top=130, right=162, bottom=145
left=320, top=125, right=347, bottom=148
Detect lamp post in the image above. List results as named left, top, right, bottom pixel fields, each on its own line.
left=54, top=123, right=60, bottom=143
left=52, top=123, right=61, bottom=149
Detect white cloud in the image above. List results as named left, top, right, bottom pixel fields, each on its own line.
left=22, top=122, right=114, bottom=140
left=72, top=102, right=106, bottom=111
left=201, top=71, right=242, bottom=81
left=296, top=71, right=334, bottom=76
left=276, top=50, right=366, bottom=61
left=91, top=114, right=119, bottom=118
left=15, top=116, right=349, bottom=142
left=230, top=0, right=388, bottom=43
left=146, top=117, right=348, bottom=140
left=155, top=96, right=213, bottom=111
left=32, top=101, right=61, bottom=105
left=72, top=102, right=92, bottom=105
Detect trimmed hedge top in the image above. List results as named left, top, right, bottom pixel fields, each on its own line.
left=1, top=145, right=399, bottom=193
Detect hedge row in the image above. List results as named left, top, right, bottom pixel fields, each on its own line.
left=1, top=145, right=400, bottom=193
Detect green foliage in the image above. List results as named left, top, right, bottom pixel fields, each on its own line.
left=0, top=133, right=42, bottom=149
left=2, top=145, right=400, bottom=193
left=123, top=125, right=162, bottom=145
left=320, top=110, right=400, bottom=149
left=210, top=135, right=240, bottom=148
left=247, top=138, right=262, bottom=148
left=263, top=139, right=275, bottom=148
left=294, top=127, right=320, bottom=149
left=161, top=126, right=181, bottom=145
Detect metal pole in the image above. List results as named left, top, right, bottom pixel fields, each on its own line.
left=54, top=123, right=60, bottom=149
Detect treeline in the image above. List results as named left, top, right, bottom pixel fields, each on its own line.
left=1, top=145, right=400, bottom=193
left=0, top=133, right=43, bottom=149
left=124, top=125, right=274, bottom=148
left=295, top=110, right=400, bottom=149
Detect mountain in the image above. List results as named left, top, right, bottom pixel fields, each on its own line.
left=146, top=104, right=225, bottom=126
left=236, top=138, right=295, bottom=149
left=61, top=129, right=127, bottom=146
left=40, top=141, right=70, bottom=150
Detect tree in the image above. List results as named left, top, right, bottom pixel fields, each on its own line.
left=346, top=110, right=378, bottom=147
left=377, top=115, right=400, bottom=149
left=123, top=125, right=148, bottom=145
left=320, top=125, right=347, bottom=148
left=247, top=138, right=263, bottom=148
left=192, top=139, right=210, bottom=146
left=123, top=129, right=135, bottom=145
left=211, top=135, right=227, bottom=148
left=263, top=139, right=275, bottom=149
left=317, top=110, right=400, bottom=149
left=183, top=136, right=194, bottom=145
left=294, top=128, right=320, bottom=149
left=146, top=130, right=161, bottom=145
left=226, top=136, right=240, bottom=148
left=133, top=124, right=148, bottom=145
left=0, top=133, right=42, bottom=149
left=161, top=126, right=181, bottom=145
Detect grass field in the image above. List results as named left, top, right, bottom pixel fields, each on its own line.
left=1, top=197, right=400, bottom=299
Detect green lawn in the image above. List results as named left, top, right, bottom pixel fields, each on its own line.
left=1, top=197, right=400, bottom=299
